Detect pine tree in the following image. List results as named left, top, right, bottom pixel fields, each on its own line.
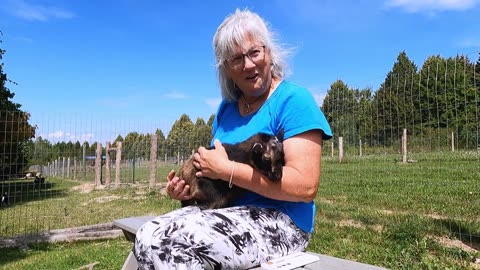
left=0, top=32, right=36, bottom=178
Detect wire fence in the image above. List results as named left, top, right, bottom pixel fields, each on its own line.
left=0, top=53, right=479, bottom=253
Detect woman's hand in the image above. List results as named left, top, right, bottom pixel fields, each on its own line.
left=166, top=170, right=193, bottom=200
left=193, top=139, right=230, bottom=180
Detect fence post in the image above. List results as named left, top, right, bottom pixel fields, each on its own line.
left=115, top=141, right=122, bottom=188
left=67, top=157, right=71, bottom=178
left=83, top=143, right=87, bottom=179
left=402, top=128, right=407, bottom=163
left=359, top=139, right=362, bottom=157
left=451, top=132, right=455, bottom=152
left=106, top=142, right=111, bottom=188
left=331, top=141, right=334, bottom=158
left=339, top=137, right=344, bottom=163
left=73, top=158, right=77, bottom=179
left=62, top=157, right=66, bottom=177
left=150, top=134, right=158, bottom=188
left=95, top=143, right=102, bottom=186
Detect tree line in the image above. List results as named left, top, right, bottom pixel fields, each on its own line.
left=1, top=29, right=479, bottom=178
left=26, top=113, right=215, bottom=167
left=322, top=51, right=480, bottom=151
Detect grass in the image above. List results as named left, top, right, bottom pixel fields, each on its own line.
left=0, top=239, right=131, bottom=270
left=0, top=152, right=479, bottom=269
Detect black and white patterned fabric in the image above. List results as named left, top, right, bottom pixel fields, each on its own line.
left=134, top=205, right=310, bottom=269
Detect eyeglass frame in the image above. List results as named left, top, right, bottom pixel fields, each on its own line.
left=224, top=45, right=266, bottom=71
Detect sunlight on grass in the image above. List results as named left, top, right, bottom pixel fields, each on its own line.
left=1, top=154, right=479, bottom=269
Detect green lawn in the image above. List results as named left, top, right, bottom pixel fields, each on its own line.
left=0, top=153, right=479, bottom=269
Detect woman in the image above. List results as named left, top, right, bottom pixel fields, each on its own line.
left=134, top=9, right=332, bottom=269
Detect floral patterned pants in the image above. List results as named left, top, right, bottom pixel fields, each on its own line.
left=133, top=205, right=310, bottom=270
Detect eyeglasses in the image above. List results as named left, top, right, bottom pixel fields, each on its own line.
left=225, top=46, right=266, bottom=71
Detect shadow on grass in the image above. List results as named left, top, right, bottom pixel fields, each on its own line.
left=0, top=179, right=67, bottom=207
left=436, top=218, right=480, bottom=252
left=0, top=242, right=55, bottom=267
left=0, top=246, right=29, bottom=267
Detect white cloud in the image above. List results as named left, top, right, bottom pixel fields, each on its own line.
left=206, top=97, right=221, bottom=112
left=164, top=92, right=189, bottom=99
left=307, top=86, right=328, bottom=107
left=272, top=0, right=378, bottom=32
left=312, top=92, right=327, bottom=107
left=14, top=36, right=34, bottom=43
left=3, top=0, right=75, bottom=21
left=457, top=37, right=480, bottom=48
left=385, top=0, right=479, bottom=13
left=96, top=97, right=133, bottom=109
left=43, top=130, right=94, bottom=143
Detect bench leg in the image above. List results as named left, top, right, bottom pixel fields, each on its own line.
left=122, top=251, right=138, bottom=270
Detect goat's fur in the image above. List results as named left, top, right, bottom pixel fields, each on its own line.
left=179, top=129, right=285, bottom=209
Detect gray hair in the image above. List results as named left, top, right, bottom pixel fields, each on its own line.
left=213, top=9, right=291, bottom=102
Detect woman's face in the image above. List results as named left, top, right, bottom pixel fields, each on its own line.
left=225, top=36, right=272, bottom=97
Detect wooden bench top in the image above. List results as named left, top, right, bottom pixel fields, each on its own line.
left=112, top=215, right=155, bottom=242
left=113, top=216, right=388, bottom=270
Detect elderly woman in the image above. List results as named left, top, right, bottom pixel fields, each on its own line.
left=134, top=9, right=332, bottom=269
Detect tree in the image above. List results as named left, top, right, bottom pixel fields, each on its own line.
left=476, top=52, right=480, bottom=76
left=374, top=51, right=418, bottom=146
left=322, top=80, right=357, bottom=144
left=155, top=128, right=166, bottom=158
left=193, top=117, right=212, bottom=149
left=0, top=32, right=36, bottom=179
left=166, top=114, right=194, bottom=159
left=207, top=114, right=215, bottom=127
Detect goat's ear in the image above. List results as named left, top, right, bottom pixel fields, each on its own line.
left=276, top=128, right=285, bottom=141
left=252, top=142, right=263, bottom=154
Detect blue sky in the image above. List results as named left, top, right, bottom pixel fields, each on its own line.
left=1, top=0, right=479, bottom=143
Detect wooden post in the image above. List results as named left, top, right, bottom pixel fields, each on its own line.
left=331, top=141, right=334, bottom=158
left=105, top=142, right=111, bottom=188
left=95, top=143, right=102, bottom=186
left=402, top=129, right=407, bottom=163
left=451, top=132, right=455, bottom=152
left=82, top=143, right=87, bottom=179
left=149, top=134, right=158, bottom=188
left=359, top=139, right=362, bottom=157
left=67, top=157, right=71, bottom=178
left=338, top=137, right=344, bottom=163
left=115, top=141, right=122, bottom=188
left=164, top=153, right=167, bottom=166
left=73, top=158, right=77, bottom=179
left=177, top=152, right=180, bottom=165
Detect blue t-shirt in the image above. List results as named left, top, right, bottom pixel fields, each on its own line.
left=212, top=80, right=333, bottom=233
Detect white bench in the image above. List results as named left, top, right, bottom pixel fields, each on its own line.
left=113, top=216, right=388, bottom=270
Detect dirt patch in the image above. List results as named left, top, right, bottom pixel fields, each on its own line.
left=124, top=195, right=146, bottom=201
left=337, top=219, right=365, bottom=229
left=425, top=213, right=448, bottom=220
left=371, top=224, right=384, bottom=233
left=317, top=198, right=335, bottom=205
left=71, top=183, right=95, bottom=193
left=93, top=195, right=121, bottom=203
left=336, top=219, right=384, bottom=233
left=379, top=209, right=394, bottom=215
left=431, top=235, right=478, bottom=253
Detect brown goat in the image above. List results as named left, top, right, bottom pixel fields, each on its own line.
left=179, top=129, right=285, bottom=209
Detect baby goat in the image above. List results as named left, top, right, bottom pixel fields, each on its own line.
left=179, top=129, right=285, bottom=209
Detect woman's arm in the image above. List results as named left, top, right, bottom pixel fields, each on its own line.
left=193, top=129, right=323, bottom=202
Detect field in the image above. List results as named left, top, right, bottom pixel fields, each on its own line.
left=0, top=152, right=479, bottom=269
